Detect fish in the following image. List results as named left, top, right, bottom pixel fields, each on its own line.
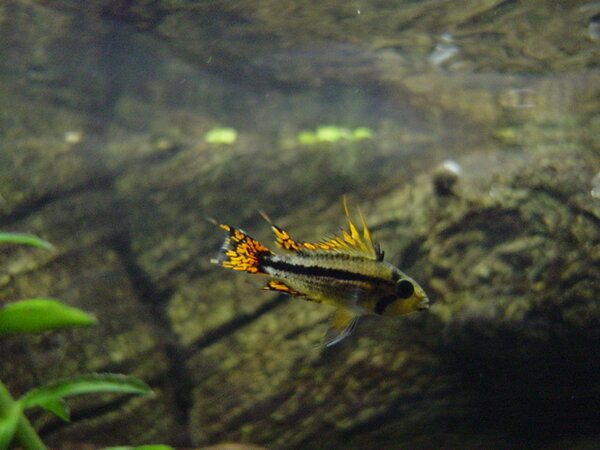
left=211, top=199, right=429, bottom=347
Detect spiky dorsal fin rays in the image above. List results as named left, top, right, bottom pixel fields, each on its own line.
left=338, top=196, right=381, bottom=260
left=259, top=209, right=304, bottom=253
left=297, top=197, right=382, bottom=260
left=260, top=198, right=383, bottom=260
left=353, top=199, right=383, bottom=260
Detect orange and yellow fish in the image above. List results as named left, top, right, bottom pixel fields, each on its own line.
left=211, top=199, right=429, bottom=346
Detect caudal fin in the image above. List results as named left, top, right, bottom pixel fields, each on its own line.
left=211, top=223, right=273, bottom=274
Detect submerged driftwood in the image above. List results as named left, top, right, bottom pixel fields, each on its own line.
left=1, top=0, right=599, bottom=448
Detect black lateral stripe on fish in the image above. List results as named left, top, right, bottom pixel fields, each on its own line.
left=263, top=258, right=388, bottom=285
left=212, top=198, right=429, bottom=347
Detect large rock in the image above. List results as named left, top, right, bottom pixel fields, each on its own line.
left=182, top=143, right=600, bottom=448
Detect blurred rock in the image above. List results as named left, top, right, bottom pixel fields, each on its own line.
left=93, top=0, right=599, bottom=85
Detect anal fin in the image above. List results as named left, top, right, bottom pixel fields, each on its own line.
left=263, top=280, right=303, bottom=296
left=323, top=308, right=360, bottom=347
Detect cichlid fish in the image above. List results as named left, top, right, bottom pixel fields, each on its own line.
left=211, top=199, right=429, bottom=346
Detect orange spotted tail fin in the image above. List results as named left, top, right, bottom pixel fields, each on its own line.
left=211, top=223, right=273, bottom=274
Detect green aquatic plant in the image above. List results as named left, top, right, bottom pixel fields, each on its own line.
left=0, top=234, right=54, bottom=251
left=0, top=233, right=153, bottom=450
left=0, top=298, right=97, bottom=334
left=204, top=126, right=238, bottom=144
left=297, top=125, right=374, bottom=145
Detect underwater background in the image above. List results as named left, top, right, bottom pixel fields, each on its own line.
left=0, top=0, right=599, bottom=448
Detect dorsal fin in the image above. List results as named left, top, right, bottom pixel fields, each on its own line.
left=260, top=198, right=382, bottom=260
left=341, top=196, right=380, bottom=259
left=259, top=210, right=304, bottom=253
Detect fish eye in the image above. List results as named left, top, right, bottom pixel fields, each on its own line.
left=396, top=279, right=415, bottom=299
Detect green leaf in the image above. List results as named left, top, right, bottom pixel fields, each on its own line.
left=0, top=401, right=21, bottom=449
left=0, top=298, right=97, bottom=334
left=37, top=398, right=70, bottom=422
left=20, top=374, right=152, bottom=412
left=0, top=232, right=54, bottom=250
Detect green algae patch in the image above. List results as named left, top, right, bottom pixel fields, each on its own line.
left=205, top=127, right=238, bottom=144
left=297, top=126, right=374, bottom=145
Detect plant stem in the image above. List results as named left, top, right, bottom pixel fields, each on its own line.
left=0, top=381, right=46, bottom=450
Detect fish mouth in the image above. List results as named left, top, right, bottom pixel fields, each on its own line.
left=417, top=297, right=430, bottom=311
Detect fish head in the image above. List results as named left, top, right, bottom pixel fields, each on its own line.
left=377, top=275, right=429, bottom=317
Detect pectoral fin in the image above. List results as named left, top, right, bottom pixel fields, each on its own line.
left=323, top=309, right=360, bottom=347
